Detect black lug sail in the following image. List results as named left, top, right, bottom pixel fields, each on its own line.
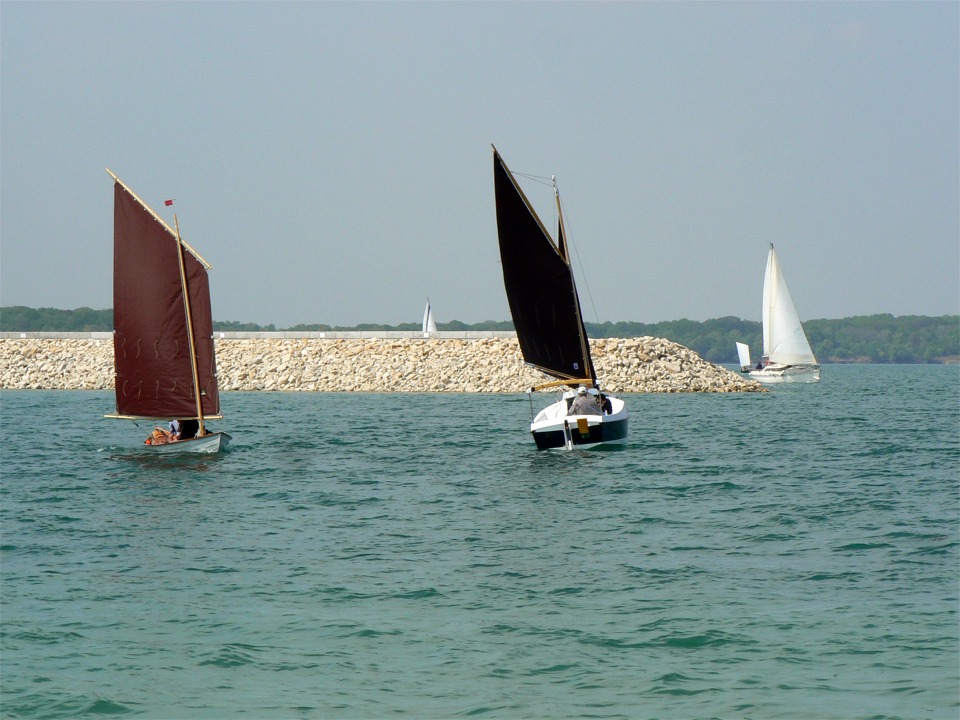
left=493, top=147, right=595, bottom=384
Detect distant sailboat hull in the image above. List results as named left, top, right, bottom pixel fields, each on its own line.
left=146, top=432, right=232, bottom=454
left=530, top=396, right=629, bottom=450
left=749, top=364, right=820, bottom=384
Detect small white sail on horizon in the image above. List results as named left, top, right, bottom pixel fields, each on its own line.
left=422, top=298, right=437, bottom=336
left=736, top=342, right=752, bottom=372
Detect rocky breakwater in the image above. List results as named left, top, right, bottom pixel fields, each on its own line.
left=0, top=337, right=764, bottom=393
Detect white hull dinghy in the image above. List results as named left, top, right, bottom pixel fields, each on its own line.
left=530, top=388, right=629, bottom=451
left=144, top=431, right=231, bottom=454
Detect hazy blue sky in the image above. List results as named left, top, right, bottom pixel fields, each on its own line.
left=2, top=1, right=957, bottom=328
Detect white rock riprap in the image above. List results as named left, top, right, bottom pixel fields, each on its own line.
left=1, top=338, right=115, bottom=390
left=0, top=337, right=765, bottom=393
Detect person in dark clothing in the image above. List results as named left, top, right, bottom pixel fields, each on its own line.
left=179, top=419, right=200, bottom=440
left=599, top=393, right=613, bottom=415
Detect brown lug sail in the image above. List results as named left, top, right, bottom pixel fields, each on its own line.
left=112, top=179, right=220, bottom=419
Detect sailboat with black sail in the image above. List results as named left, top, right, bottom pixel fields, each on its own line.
left=492, top=146, right=628, bottom=449
left=106, top=169, right=231, bottom=453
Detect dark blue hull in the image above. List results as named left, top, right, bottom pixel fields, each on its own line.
left=532, top=415, right=629, bottom=450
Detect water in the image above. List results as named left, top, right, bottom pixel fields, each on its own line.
left=2, top=365, right=958, bottom=719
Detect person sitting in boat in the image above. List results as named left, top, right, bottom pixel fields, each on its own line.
left=568, top=385, right=598, bottom=415
left=599, top=393, right=613, bottom=415
left=178, top=419, right=200, bottom=440
left=145, top=425, right=177, bottom=445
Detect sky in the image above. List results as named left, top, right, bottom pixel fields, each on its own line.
left=1, top=1, right=957, bottom=328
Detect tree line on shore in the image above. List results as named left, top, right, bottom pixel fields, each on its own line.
left=2, top=306, right=957, bottom=364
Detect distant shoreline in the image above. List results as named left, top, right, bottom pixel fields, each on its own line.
left=3, top=308, right=957, bottom=365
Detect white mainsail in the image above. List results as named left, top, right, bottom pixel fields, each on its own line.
left=736, top=342, right=752, bottom=370
left=422, top=299, right=437, bottom=335
left=761, top=245, right=817, bottom=365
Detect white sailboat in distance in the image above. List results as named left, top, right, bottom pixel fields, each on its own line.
left=736, top=342, right=752, bottom=373
left=738, top=243, right=820, bottom=383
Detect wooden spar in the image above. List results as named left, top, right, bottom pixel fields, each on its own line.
left=106, top=168, right=212, bottom=269
left=552, top=176, right=593, bottom=384
left=553, top=178, right=566, bottom=263
left=492, top=146, right=561, bottom=255
left=531, top=378, right=595, bottom=392
left=174, top=214, right=206, bottom=437
left=105, top=413, right=223, bottom=421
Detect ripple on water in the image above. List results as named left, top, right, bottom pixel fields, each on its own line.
left=1, top=374, right=957, bottom=719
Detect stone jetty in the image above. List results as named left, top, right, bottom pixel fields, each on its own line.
left=0, top=336, right=764, bottom=393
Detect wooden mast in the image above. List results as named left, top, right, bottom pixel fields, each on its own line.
left=554, top=179, right=594, bottom=384
left=173, top=214, right=206, bottom=436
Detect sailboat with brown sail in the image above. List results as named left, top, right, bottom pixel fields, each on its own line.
left=105, top=169, right=231, bottom=453
left=492, top=146, right=628, bottom=449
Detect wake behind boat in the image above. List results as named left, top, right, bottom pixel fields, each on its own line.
left=106, top=170, right=232, bottom=453
left=737, top=243, right=820, bottom=383
left=492, top=146, right=628, bottom=449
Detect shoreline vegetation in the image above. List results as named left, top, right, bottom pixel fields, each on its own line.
left=1, top=306, right=957, bottom=365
